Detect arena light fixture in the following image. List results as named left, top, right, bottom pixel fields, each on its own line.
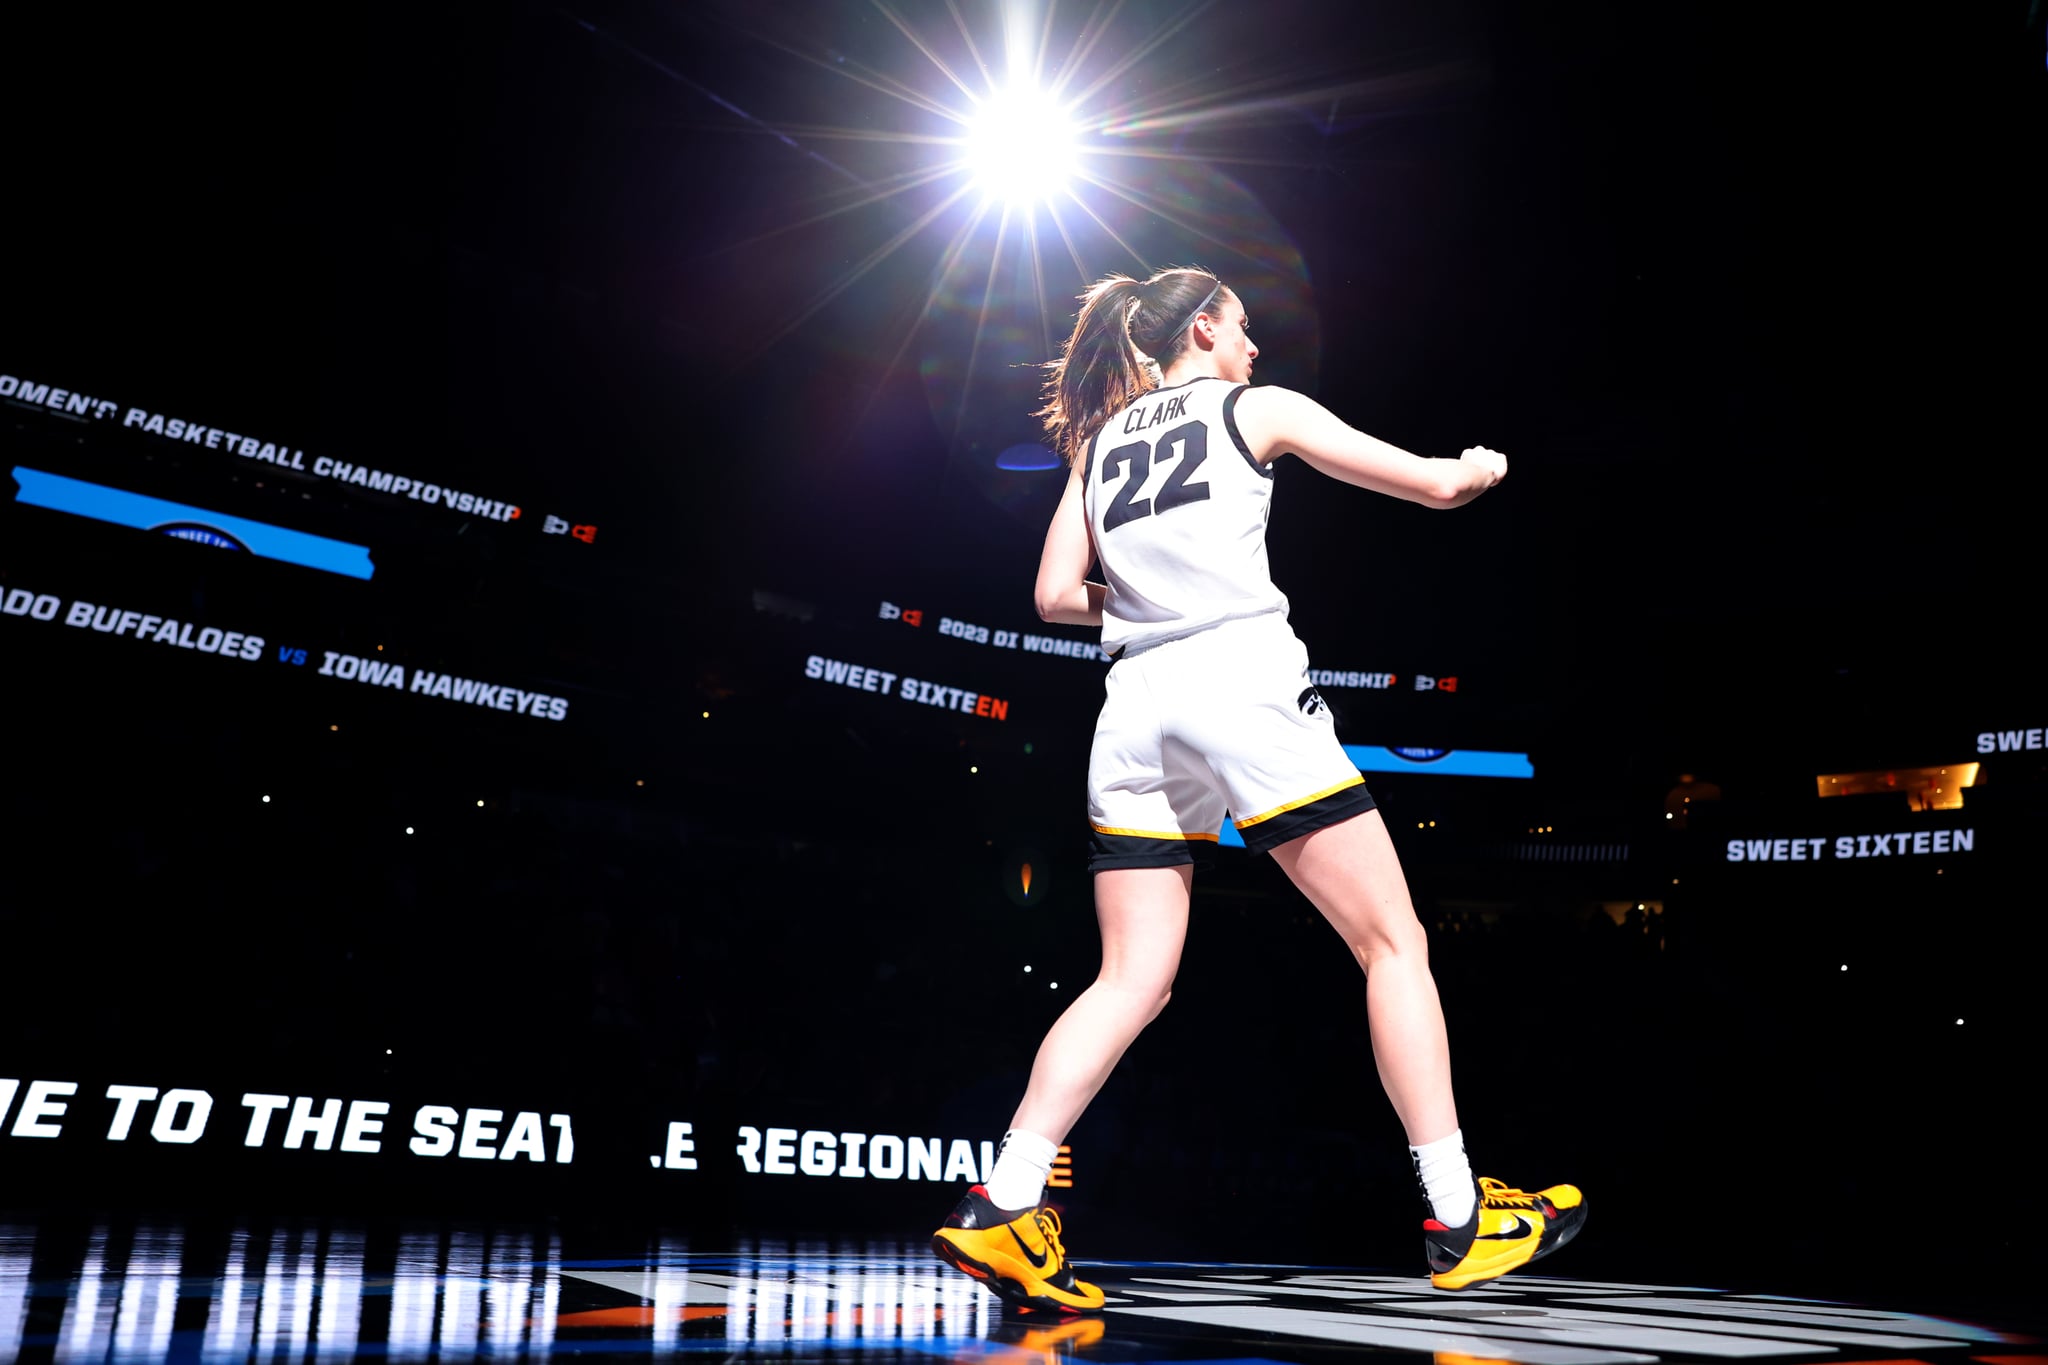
left=963, top=86, right=1077, bottom=203
left=656, top=0, right=1435, bottom=389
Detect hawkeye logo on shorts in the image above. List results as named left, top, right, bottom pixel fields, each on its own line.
left=1296, top=685, right=1326, bottom=716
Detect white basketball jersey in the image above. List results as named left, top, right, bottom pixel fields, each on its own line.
left=1082, top=376, right=1287, bottom=656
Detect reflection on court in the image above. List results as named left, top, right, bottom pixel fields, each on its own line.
left=0, top=1226, right=1001, bottom=1362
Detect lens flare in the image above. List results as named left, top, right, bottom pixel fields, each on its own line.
left=965, top=88, right=1077, bottom=202
left=658, top=1, right=1457, bottom=468
left=996, top=443, right=1062, bottom=470
left=1021, top=862, right=1033, bottom=897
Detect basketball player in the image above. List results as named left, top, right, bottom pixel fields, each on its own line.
left=929, top=268, right=1584, bottom=1310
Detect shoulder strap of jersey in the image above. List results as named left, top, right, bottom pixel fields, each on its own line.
left=1219, top=382, right=1271, bottom=479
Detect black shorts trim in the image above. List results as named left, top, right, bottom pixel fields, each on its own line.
left=1237, top=780, right=1377, bottom=855
left=1087, top=828, right=1210, bottom=873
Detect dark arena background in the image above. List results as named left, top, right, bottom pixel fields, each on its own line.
left=2, top=2, right=2044, bottom=1362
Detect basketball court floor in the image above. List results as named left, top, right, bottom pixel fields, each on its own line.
left=2, top=1222, right=2037, bottom=1363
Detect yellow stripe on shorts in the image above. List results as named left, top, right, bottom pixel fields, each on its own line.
left=1233, top=774, right=1366, bottom=828
left=1090, top=823, right=1222, bottom=842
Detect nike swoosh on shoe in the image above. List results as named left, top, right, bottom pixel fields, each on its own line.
left=1007, top=1226, right=1051, bottom=1269
left=1476, top=1215, right=1538, bottom=1242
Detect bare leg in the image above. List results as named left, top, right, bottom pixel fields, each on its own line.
left=1268, top=810, right=1458, bottom=1146
left=1008, top=863, right=1191, bottom=1142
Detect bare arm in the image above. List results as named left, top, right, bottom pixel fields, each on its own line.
left=1232, top=385, right=1505, bottom=509
left=1034, top=460, right=1108, bottom=625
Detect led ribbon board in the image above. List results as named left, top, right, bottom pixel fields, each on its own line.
left=11, top=467, right=375, bottom=580
left=1217, top=745, right=1534, bottom=846
left=1341, top=745, right=1535, bottom=779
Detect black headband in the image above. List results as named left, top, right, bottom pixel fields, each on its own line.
left=1166, top=280, right=1222, bottom=342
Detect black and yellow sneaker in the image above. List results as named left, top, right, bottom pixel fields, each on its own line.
left=931, top=1185, right=1106, bottom=1313
left=1425, top=1176, right=1586, bottom=1290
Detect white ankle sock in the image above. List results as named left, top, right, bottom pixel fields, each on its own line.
left=984, top=1129, right=1059, bottom=1210
left=1410, top=1129, right=1476, bottom=1227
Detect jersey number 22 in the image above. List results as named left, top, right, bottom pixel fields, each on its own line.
left=1101, top=420, right=1211, bottom=532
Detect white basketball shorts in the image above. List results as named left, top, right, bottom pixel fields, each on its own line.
left=1085, top=611, right=1376, bottom=870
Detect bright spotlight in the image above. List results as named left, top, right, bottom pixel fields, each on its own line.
left=965, top=87, right=1076, bottom=202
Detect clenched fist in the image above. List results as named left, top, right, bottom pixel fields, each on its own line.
left=1460, top=446, right=1508, bottom=487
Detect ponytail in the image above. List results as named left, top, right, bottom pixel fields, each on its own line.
left=1037, top=275, right=1149, bottom=467
left=1038, top=266, right=1222, bottom=467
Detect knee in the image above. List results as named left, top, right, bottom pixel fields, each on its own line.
left=1101, top=971, right=1173, bottom=1024
left=1353, top=915, right=1429, bottom=973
